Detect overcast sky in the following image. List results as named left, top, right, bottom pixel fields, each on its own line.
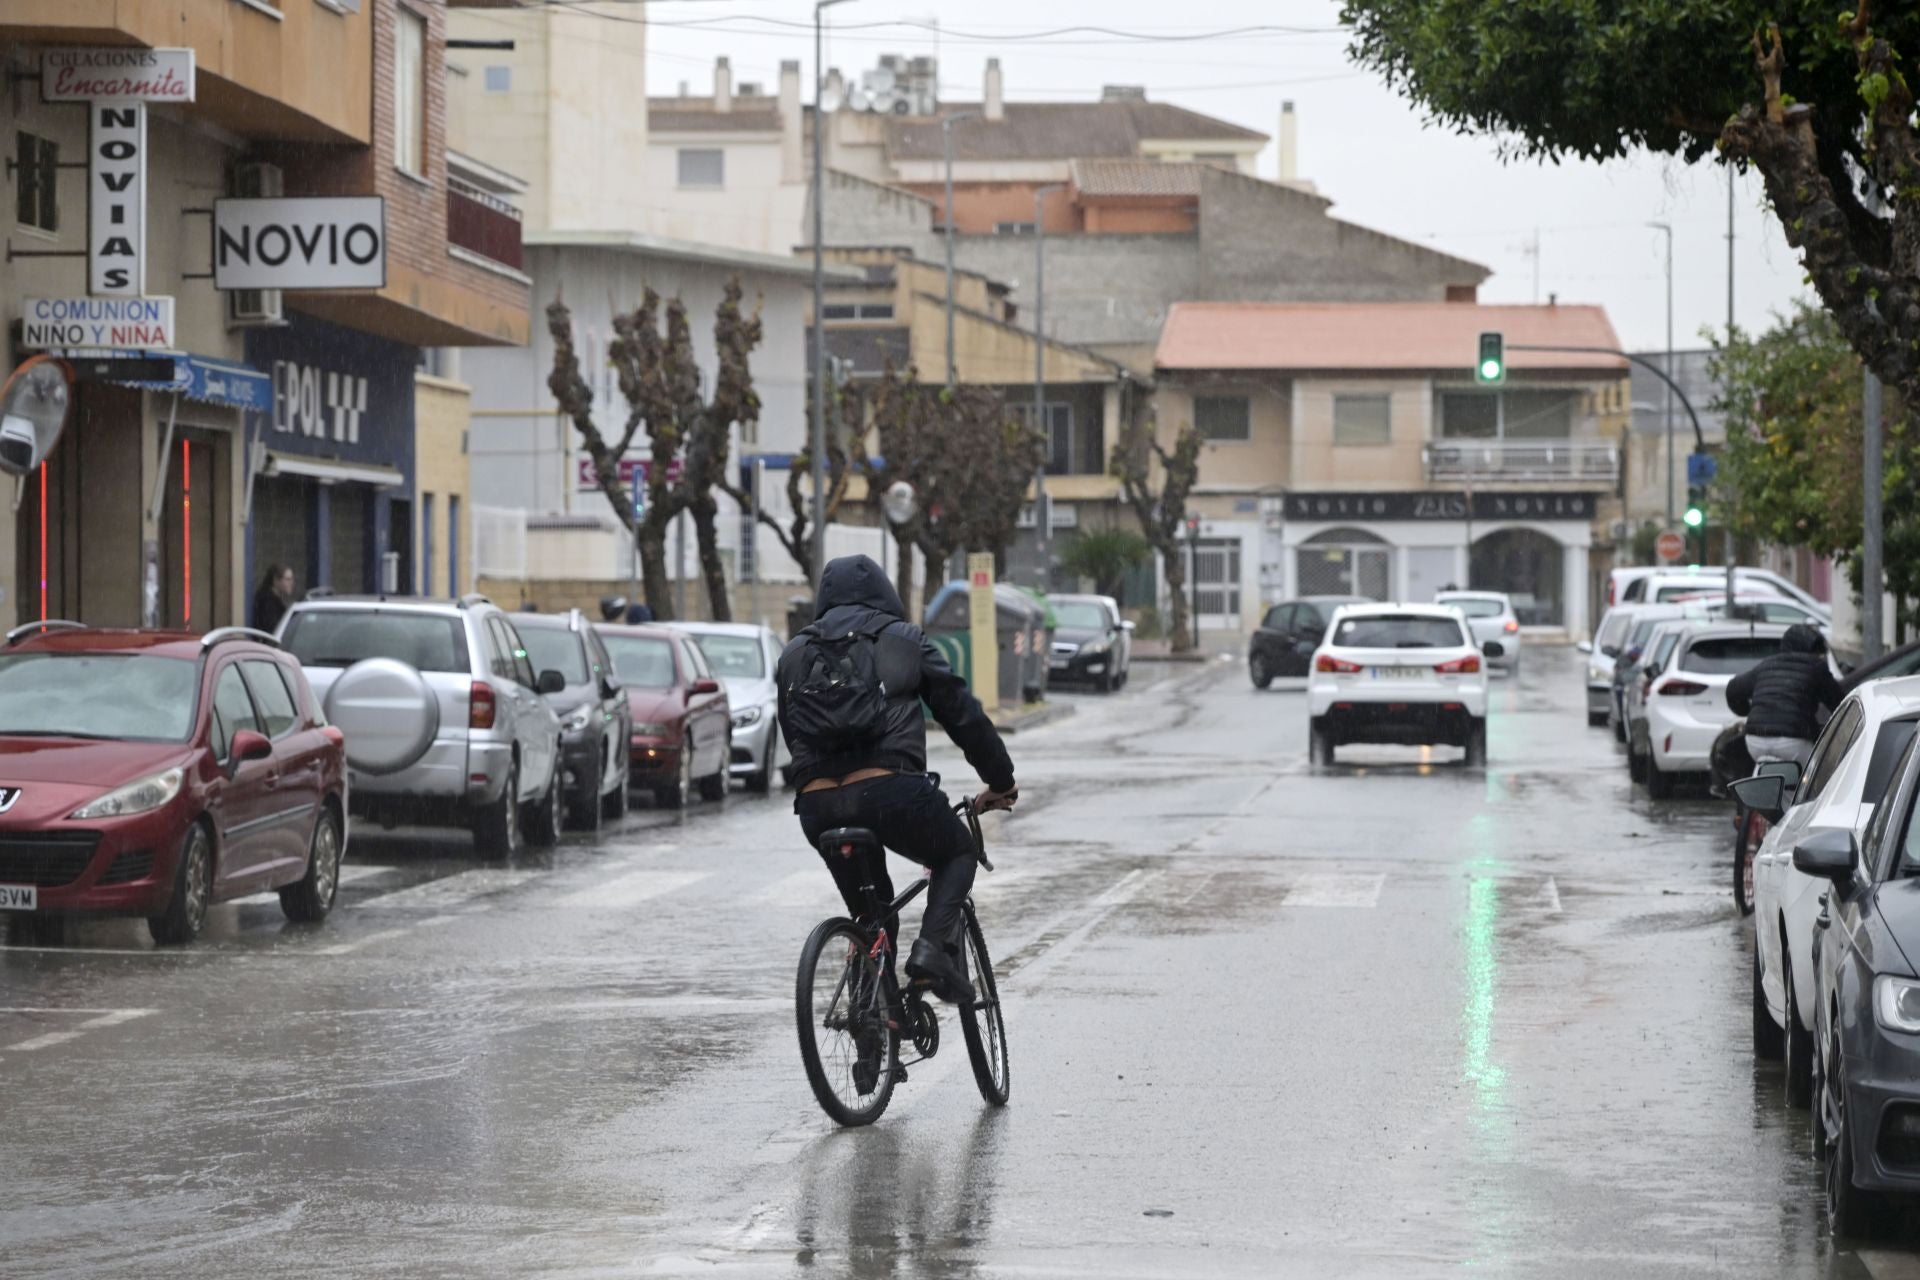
left=633, top=0, right=1811, bottom=353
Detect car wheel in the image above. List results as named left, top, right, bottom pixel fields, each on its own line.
left=746, top=725, right=777, bottom=795
left=656, top=736, right=692, bottom=809
left=474, top=758, right=522, bottom=858
left=1464, top=721, right=1488, bottom=768
left=1587, top=709, right=1609, bottom=728
left=1613, top=713, right=1627, bottom=745
left=526, top=763, right=563, bottom=848
left=568, top=756, right=603, bottom=833
left=1825, top=1050, right=1886, bottom=1238
left=1310, top=717, right=1336, bottom=766
left=279, top=805, right=342, bottom=924
left=1249, top=654, right=1273, bottom=690
left=1733, top=813, right=1763, bottom=917
left=698, top=734, right=730, bottom=802
left=1645, top=755, right=1676, bottom=799
left=149, top=822, right=212, bottom=946
left=1752, top=942, right=1785, bottom=1060
left=603, top=754, right=631, bottom=820
left=1627, top=736, right=1648, bottom=784
left=1785, top=947, right=1815, bottom=1109
left=1811, top=1028, right=1828, bottom=1163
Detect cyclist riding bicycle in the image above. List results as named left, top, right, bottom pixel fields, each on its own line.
left=777, top=554, right=1017, bottom=1006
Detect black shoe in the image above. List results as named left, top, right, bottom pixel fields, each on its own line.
left=852, top=1024, right=882, bottom=1095
left=905, top=936, right=974, bottom=1006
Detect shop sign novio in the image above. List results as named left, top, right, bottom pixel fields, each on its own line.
left=21, top=296, right=174, bottom=351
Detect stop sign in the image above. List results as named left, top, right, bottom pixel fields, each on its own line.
left=1656, top=530, right=1686, bottom=563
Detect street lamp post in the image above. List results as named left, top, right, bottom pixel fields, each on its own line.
left=1032, top=182, right=1065, bottom=591
left=942, top=110, right=979, bottom=387
left=1648, top=221, right=1674, bottom=528
left=810, top=0, right=854, bottom=593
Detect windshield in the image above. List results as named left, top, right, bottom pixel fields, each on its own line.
left=1627, top=619, right=1670, bottom=651
left=0, top=653, right=197, bottom=741
left=518, top=627, right=589, bottom=685
left=1867, top=721, right=1920, bottom=803
left=1655, top=581, right=1721, bottom=602
left=1052, top=602, right=1111, bottom=630
left=1681, top=636, right=1782, bottom=675
left=1595, top=612, right=1630, bottom=655
left=604, top=635, right=677, bottom=688
left=1441, top=598, right=1507, bottom=619
left=1649, top=632, right=1684, bottom=671
left=283, top=610, right=470, bottom=674
left=1332, top=615, right=1466, bottom=650
left=693, top=634, right=765, bottom=680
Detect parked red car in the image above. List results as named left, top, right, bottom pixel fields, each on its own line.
left=0, top=623, right=347, bottom=946
left=594, top=624, right=730, bottom=808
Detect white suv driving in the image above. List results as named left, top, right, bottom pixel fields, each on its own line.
left=279, top=595, right=564, bottom=856
left=1307, top=603, right=1497, bottom=767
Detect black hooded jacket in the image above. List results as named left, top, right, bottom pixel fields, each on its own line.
left=1726, top=624, right=1843, bottom=740
left=776, top=555, right=1015, bottom=793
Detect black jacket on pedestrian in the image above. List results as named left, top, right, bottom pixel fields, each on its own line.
left=251, top=585, right=288, bottom=636
left=778, top=555, right=1015, bottom=793
left=1726, top=624, right=1843, bottom=740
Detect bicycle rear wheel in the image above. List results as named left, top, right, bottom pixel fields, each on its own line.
left=958, top=904, right=1010, bottom=1106
left=796, top=917, right=899, bottom=1126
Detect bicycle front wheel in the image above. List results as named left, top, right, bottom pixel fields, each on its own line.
left=795, top=917, right=899, bottom=1127
left=958, top=904, right=1010, bottom=1106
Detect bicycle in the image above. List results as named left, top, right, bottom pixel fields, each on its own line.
left=793, top=795, right=1010, bottom=1127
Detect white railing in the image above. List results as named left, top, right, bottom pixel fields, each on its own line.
left=1425, top=439, right=1619, bottom=485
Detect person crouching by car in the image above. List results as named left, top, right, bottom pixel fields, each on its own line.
left=1726, top=623, right=1842, bottom=767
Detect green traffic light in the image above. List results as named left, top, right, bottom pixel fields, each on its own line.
left=1683, top=507, right=1704, bottom=528
left=1479, top=359, right=1502, bottom=380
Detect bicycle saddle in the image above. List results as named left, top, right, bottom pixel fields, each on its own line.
left=820, top=827, right=879, bottom=859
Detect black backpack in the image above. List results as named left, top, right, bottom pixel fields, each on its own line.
left=783, top=623, right=892, bottom=753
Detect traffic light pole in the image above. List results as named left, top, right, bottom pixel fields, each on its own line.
left=1504, top=344, right=1707, bottom=451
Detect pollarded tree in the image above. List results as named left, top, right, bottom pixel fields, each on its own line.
left=1341, top=0, right=1920, bottom=411
left=1110, top=390, right=1202, bottom=654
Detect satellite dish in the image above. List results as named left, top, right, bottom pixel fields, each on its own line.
left=846, top=86, right=873, bottom=113
left=882, top=480, right=918, bottom=526
left=818, top=86, right=844, bottom=114
left=868, top=65, right=897, bottom=94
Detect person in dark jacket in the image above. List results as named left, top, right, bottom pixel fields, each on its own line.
left=1726, top=623, right=1843, bottom=766
left=251, top=565, right=294, bottom=635
left=778, top=554, right=1017, bottom=1007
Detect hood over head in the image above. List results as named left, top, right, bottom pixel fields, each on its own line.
left=1783, top=623, right=1826, bottom=655
left=816, top=555, right=906, bottom=621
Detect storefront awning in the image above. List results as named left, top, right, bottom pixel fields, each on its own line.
left=260, top=451, right=405, bottom=489
left=72, top=350, right=272, bottom=412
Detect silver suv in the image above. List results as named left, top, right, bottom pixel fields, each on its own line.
left=279, top=594, right=564, bottom=856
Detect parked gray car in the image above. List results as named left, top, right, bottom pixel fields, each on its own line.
left=279, top=595, right=564, bottom=856
left=515, top=609, right=633, bottom=830
left=673, top=621, right=786, bottom=793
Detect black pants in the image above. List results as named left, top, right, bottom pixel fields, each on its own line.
left=796, top=773, right=976, bottom=952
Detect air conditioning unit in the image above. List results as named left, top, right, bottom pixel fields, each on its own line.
left=233, top=161, right=284, bottom=199
left=228, top=288, right=284, bottom=328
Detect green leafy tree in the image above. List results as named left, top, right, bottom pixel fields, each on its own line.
left=1059, top=528, right=1150, bottom=599
left=1341, top=0, right=1920, bottom=411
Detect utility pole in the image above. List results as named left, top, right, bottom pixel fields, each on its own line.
left=1865, top=370, right=1885, bottom=662
left=1648, top=221, right=1674, bottom=527
left=1032, top=182, right=1065, bottom=592
left=810, top=0, right=854, bottom=594
left=942, top=110, right=979, bottom=387
left=1726, top=169, right=1737, bottom=592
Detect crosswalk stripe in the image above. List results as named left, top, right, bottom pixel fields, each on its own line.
left=559, top=869, right=710, bottom=910
left=1282, top=872, right=1385, bottom=908
left=4, top=1007, right=155, bottom=1052
left=359, top=869, right=542, bottom=910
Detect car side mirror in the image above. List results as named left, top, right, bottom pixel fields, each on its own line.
left=228, top=729, right=272, bottom=771
left=1728, top=773, right=1789, bottom=824
left=538, top=669, right=567, bottom=695
left=1576, top=640, right=1594, bottom=654
left=1121, top=620, right=1136, bottom=632
left=1482, top=641, right=1505, bottom=659
left=601, top=675, right=621, bottom=701
left=1792, top=828, right=1858, bottom=883
left=1755, top=759, right=1804, bottom=796
left=691, top=677, right=721, bottom=695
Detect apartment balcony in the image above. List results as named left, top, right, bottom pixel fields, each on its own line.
left=1424, top=439, right=1619, bottom=487
left=448, top=177, right=525, bottom=273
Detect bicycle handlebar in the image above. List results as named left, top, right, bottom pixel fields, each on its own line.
left=954, top=797, right=995, bottom=873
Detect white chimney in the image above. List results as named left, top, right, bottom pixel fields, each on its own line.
left=1278, top=100, right=1298, bottom=182
left=984, top=58, right=1004, bottom=121
left=715, top=57, right=733, bottom=113
left=779, top=60, right=803, bottom=182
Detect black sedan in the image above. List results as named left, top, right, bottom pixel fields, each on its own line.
left=1803, top=727, right=1920, bottom=1235
left=515, top=609, right=632, bottom=831
left=1248, top=596, right=1364, bottom=689
left=1046, top=594, right=1133, bottom=692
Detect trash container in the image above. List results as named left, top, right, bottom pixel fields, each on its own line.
left=924, top=581, right=1052, bottom=705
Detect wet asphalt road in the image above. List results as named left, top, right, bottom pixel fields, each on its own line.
left=4, top=648, right=1917, bottom=1277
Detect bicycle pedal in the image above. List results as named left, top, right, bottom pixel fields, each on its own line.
left=893, top=1065, right=909, bottom=1084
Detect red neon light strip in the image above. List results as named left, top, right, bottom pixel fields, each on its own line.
left=38, top=462, right=47, bottom=621
left=181, top=439, right=191, bottom=627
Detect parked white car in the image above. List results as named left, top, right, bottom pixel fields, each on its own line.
left=1635, top=623, right=1787, bottom=798
left=1621, top=619, right=1699, bottom=783
left=1307, top=603, right=1497, bottom=767
left=1434, top=590, right=1521, bottom=673
left=671, top=621, right=787, bottom=793
left=1620, top=567, right=1830, bottom=618
left=1734, top=677, right=1920, bottom=1108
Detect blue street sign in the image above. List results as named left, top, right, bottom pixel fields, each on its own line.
left=631, top=473, right=646, bottom=520
left=1687, top=452, right=1718, bottom=487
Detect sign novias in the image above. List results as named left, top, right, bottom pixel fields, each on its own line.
left=89, top=101, right=146, bottom=296
left=43, top=47, right=195, bottom=103
left=22, top=297, right=174, bottom=351
left=213, top=197, right=386, bottom=291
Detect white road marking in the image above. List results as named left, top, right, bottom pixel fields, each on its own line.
left=754, top=868, right=842, bottom=907
left=1542, top=876, right=1564, bottom=914
left=230, top=864, right=392, bottom=908
left=4, top=1007, right=155, bottom=1052
left=358, top=869, right=541, bottom=910
left=312, top=914, right=459, bottom=956
left=1282, top=872, right=1385, bottom=908
left=560, top=869, right=709, bottom=911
